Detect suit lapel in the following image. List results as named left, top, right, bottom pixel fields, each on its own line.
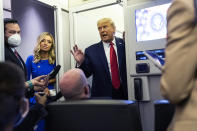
left=115, top=38, right=123, bottom=70
left=18, top=53, right=26, bottom=70
left=97, top=41, right=111, bottom=81
left=9, top=47, right=22, bottom=65
left=8, top=47, right=26, bottom=72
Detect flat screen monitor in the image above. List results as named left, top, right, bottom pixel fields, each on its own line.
left=135, top=3, right=171, bottom=42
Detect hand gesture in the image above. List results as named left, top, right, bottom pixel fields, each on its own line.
left=31, top=75, right=48, bottom=91
left=43, top=88, right=50, bottom=96
left=35, top=93, right=47, bottom=107
left=70, top=45, right=85, bottom=65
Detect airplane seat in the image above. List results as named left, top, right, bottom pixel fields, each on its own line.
left=154, top=100, right=175, bottom=131
left=45, top=99, right=142, bottom=131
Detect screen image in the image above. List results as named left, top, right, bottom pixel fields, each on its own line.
left=144, top=50, right=165, bottom=70
left=135, top=3, right=171, bottom=42
left=136, top=49, right=165, bottom=60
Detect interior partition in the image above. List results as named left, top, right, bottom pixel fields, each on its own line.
left=11, top=0, right=55, bottom=62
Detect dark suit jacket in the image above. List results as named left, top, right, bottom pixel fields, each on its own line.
left=80, top=37, right=128, bottom=99
left=4, top=43, right=27, bottom=80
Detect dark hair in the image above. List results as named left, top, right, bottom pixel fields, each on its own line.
left=0, top=62, right=25, bottom=131
left=4, top=18, right=18, bottom=33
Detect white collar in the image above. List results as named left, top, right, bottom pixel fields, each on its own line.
left=102, top=39, right=116, bottom=47
left=11, top=47, right=16, bottom=52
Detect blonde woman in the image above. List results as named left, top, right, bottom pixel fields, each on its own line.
left=26, top=32, right=56, bottom=90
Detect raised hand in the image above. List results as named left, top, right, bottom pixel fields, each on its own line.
left=70, top=45, right=85, bottom=65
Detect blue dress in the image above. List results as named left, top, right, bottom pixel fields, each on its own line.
left=26, top=55, right=56, bottom=89
left=26, top=55, right=56, bottom=131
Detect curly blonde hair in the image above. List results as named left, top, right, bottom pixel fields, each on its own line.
left=33, top=32, right=55, bottom=64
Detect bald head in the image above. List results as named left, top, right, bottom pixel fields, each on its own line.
left=59, top=69, right=90, bottom=100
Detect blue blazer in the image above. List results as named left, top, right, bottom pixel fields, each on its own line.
left=80, top=37, right=128, bottom=99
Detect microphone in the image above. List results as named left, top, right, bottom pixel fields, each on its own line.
left=44, top=65, right=61, bottom=103
left=47, top=65, right=61, bottom=79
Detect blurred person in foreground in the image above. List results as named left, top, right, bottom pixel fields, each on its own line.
left=0, top=62, right=29, bottom=131
left=160, top=0, right=197, bottom=131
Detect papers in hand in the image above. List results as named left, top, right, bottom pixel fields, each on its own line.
left=143, top=50, right=165, bottom=70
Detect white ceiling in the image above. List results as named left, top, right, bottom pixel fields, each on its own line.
left=3, top=0, right=11, bottom=10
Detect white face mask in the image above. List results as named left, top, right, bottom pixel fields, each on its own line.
left=8, top=34, right=21, bottom=47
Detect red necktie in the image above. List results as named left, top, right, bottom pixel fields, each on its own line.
left=110, top=42, right=120, bottom=89
left=14, top=49, right=19, bottom=59
left=14, top=49, right=24, bottom=70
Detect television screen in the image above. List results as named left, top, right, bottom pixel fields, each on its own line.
left=135, top=3, right=171, bottom=42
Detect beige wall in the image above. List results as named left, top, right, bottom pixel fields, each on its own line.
left=69, top=0, right=98, bottom=7
left=37, top=0, right=68, bottom=9
left=127, top=0, right=155, bottom=6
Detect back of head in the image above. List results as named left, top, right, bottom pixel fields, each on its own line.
left=59, top=69, right=89, bottom=100
left=0, top=62, right=25, bottom=131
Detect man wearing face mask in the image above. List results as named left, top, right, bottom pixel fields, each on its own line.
left=4, top=18, right=27, bottom=78
left=4, top=18, right=48, bottom=95
left=5, top=18, right=34, bottom=91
